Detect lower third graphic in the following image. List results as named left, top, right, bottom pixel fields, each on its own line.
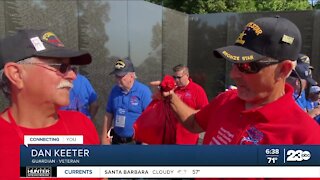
left=26, top=166, right=52, bottom=177
left=286, top=150, right=311, bottom=162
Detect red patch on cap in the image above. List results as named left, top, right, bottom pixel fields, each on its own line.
left=42, top=32, right=64, bottom=47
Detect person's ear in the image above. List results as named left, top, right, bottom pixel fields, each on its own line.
left=3, top=62, right=24, bottom=90
left=278, top=60, right=294, bottom=79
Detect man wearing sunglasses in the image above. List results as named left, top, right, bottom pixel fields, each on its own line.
left=153, top=16, right=320, bottom=148
left=172, top=64, right=208, bottom=144
left=101, top=57, right=152, bottom=145
left=0, top=29, right=100, bottom=179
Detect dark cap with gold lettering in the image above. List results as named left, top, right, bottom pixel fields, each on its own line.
left=213, top=16, right=301, bottom=63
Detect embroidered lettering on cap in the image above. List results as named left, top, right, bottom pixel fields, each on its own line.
left=246, top=22, right=263, bottom=35
left=222, top=51, right=240, bottom=61
left=281, top=34, right=294, bottom=44
left=30, top=37, right=46, bottom=51
left=235, top=22, right=263, bottom=45
left=241, top=55, right=254, bottom=61
left=42, top=32, right=64, bottom=47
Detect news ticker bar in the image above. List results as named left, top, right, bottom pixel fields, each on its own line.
left=21, top=166, right=320, bottom=178
left=21, top=145, right=320, bottom=166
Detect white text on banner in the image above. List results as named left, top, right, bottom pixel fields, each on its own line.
left=24, top=135, right=83, bottom=146
left=57, top=166, right=320, bottom=178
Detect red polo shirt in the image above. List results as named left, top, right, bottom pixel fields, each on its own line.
left=175, top=78, right=209, bottom=144
left=0, top=110, right=100, bottom=180
left=196, top=84, right=320, bottom=145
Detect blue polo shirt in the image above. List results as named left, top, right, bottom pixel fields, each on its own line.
left=306, top=99, right=320, bottom=124
left=61, top=74, right=98, bottom=119
left=294, top=90, right=307, bottom=111
left=106, top=80, right=152, bottom=137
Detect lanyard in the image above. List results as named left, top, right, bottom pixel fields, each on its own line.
left=6, top=108, right=70, bottom=180
left=7, top=108, right=25, bottom=142
left=6, top=108, right=70, bottom=142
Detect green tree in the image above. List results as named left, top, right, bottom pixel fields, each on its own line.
left=314, top=1, right=320, bottom=9
left=256, top=0, right=311, bottom=11
left=146, top=0, right=313, bottom=13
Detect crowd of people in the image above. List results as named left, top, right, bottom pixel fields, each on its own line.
left=1, top=16, right=320, bottom=179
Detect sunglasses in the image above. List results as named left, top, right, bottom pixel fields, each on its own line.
left=19, top=62, right=74, bottom=74
left=234, top=58, right=280, bottom=74
left=173, top=75, right=184, bottom=79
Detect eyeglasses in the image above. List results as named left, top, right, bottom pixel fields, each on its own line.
left=234, top=58, right=280, bottom=74
left=173, top=75, right=184, bottom=79
left=19, top=62, right=74, bottom=74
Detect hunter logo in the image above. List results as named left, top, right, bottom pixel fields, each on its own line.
left=26, top=166, right=52, bottom=177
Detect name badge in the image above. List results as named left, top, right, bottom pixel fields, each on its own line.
left=115, top=108, right=126, bottom=128
left=115, top=115, right=126, bottom=128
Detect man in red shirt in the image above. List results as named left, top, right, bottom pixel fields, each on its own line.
left=0, top=29, right=100, bottom=179
left=152, top=16, right=320, bottom=148
left=172, top=64, right=208, bottom=144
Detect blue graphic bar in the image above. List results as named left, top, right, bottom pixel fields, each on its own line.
left=20, top=145, right=320, bottom=167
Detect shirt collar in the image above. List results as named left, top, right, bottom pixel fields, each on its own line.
left=241, top=84, right=294, bottom=123
left=119, top=80, right=138, bottom=94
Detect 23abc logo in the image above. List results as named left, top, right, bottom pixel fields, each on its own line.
left=286, top=150, right=311, bottom=162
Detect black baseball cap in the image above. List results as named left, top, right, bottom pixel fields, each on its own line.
left=291, top=62, right=317, bottom=86
left=213, top=16, right=301, bottom=63
left=109, top=57, right=135, bottom=76
left=0, top=29, right=91, bottom=69
left=297, top=53, right=313, bottom=70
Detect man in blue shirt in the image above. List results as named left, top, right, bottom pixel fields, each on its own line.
left=60, top=68, right=99, bottom=121
left=306, top=85, right=320, bottom=124
left=287, top=58, right=317, bottom=111
left=101, top=57, right=152, bottom=144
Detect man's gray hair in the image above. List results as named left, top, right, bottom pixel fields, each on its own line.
left=0, top=68, right=11, bottom=100
left=0, top=58, right=33, bottom=100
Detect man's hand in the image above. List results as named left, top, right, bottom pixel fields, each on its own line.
left=150, top=80, right=175, bottom=98
left=101, top=137, right=111, bottom=145
left=308, top=106, right=320, bottom=118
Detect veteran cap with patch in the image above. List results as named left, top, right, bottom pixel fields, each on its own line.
left=213, top=16, right=301, bottom=63
left=291, top=61, right=317, bottom=86
left=109, top=57, right=135, bottom=76
left=0, top=29, right=91, bottom=69
left=297, top=53, right=314, bottom=70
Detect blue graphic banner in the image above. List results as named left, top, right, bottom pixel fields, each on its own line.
left=20, top=145, right=320, bottom=167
